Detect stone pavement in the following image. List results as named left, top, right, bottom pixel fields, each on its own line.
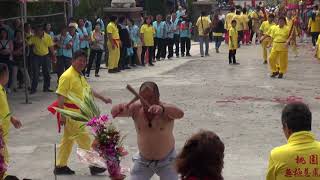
left=5, top=41, right=320, bottom=180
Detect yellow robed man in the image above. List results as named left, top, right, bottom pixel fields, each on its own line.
left=260, top=14, right=276, bottom=64
left=107, top=16, right=121, bottom=73
left=54, top=50, right=112, bottom=175
left=266, top=102, right=320, bottom=180
left=0, top=63, right=22, bottom=176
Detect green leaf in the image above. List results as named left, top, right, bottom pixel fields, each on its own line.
left=0, top=113, right=11, bottom=121
left=54, top=108, right=89, bottom=122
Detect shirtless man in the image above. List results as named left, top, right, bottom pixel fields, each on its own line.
left=111, top=82, right=184, bottom=180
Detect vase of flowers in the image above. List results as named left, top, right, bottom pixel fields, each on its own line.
left=55, top=88, right=127, bottom=179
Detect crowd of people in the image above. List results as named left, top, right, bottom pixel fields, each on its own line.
left=0, top=5, right=194, bottom=95
left=1, top=58, right=319, bottom=180
left=194, top=4, right=320, bottom=79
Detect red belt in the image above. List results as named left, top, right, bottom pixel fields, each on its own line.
left=47, top=100, right=79, bottom=133
left=112, top=39, right=120, bottom=48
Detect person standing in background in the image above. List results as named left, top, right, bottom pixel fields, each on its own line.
left=140, top=16, right=155, bottom=66
left=127, top=18, right=141, bottom=66
left=259, top=14, right=275, bottom=64
left=212, top=14, right=224, bottom=53
left=242, top=8, right=250, bottom=45
left=86, top=24, right=104, bottom=77
left=180, top=16, right=192, bottom=57
left=107, top=16, right=121, bottom=73
left=176, top=5, right=186, bottom=20
left=68, top=23, right=80, bottom=53
left=228, top=20, right=239, bottom=65
left=172, top=12, right=181, bottom=58
left=153, top=15, right=166, bottom=61
left=77, top=18, right=90, bottom=53
left=56, top=26, right=73, bottom=80
left=12, top=30, right=31, bottom=91
left=165, top=15, right=175, bottom=59
left=118, top=16, right=132, bottom=70
left=27, top=25, right=56, bottom=94
left=95, top=16, right=105, bottom=32
left=250, top=6, right=262, bottom=45
left=85, top=18, right=93, bottom=37
left=45, top=23, right=55, bottom=40
left=224, top=7, right=236, bottom=44
left=308, top=12, right=320, bottom=49
left=268, top=16, right=292, bottom=79
left=232, top=10, right=244, bottom=48
left=0, top=28, right=14, bottom=91
left=196, top=11, right=211, bottom=57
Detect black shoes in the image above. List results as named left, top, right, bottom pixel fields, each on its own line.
left=149, top=63, right=154, bottom=66
left=43, top=89, right=54, bottom=92
left=263, top=61, right=268, bottom=64
left=186, top=54, right=191, bottom=57
left=54, top=166, right=75, bottom=175
left=89, top=166, right=106, bottom=176
left=270, top=72, right=279, bottom=78
left=278, top=73, right=283, bottom=79
left=53, top=166, right=106, bottom=176
left=108, top=69, right=119, bottom=73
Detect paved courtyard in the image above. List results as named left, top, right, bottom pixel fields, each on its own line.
left=5, top=42, right=320, bottom=180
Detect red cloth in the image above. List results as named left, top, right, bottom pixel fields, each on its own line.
left=47, top=100, right=79, bottom=133
left=112, top=39, right=120, bottom=48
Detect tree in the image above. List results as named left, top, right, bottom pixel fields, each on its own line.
left=74, top=0, right=111, bottom=19
left=144, top=0, right=168, bottom=16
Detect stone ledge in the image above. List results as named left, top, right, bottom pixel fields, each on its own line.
left=104, top=7, right=143, bottom=12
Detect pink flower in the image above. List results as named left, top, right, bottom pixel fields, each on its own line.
left=87, top=117, right=98, bottom=127
left=99, top=115, right=110, bottom=123
left=117, top=147, right=128, bottom=157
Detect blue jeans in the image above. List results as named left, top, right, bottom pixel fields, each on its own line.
left=130, top=149, right=178, bottom=180
left=214, top=36, right=222, bottom=49
left=31, top=55, right=51, bottom=91
left=199, top=36, right=209, bottom=56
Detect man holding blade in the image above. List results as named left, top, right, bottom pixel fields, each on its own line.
left=111, top=81, right=184, bottom=180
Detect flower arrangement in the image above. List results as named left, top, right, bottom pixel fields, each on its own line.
left=87, top=115, right=128, bottom=178
left=54, top=88, right=127, bottom=179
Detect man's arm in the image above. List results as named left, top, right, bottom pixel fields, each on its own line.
left=266, top=154, right=276, bottom=180
left=148, top=103, right=184, bottom=120
left=161, top=103, right=184, bottom=120
left=92, top=90, right=112, bottom=104
left=10, top=116, right=22, bottom=129
left=49, top=46, right=57, bottom=63
left=111, top=103, right=138, bottom=118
